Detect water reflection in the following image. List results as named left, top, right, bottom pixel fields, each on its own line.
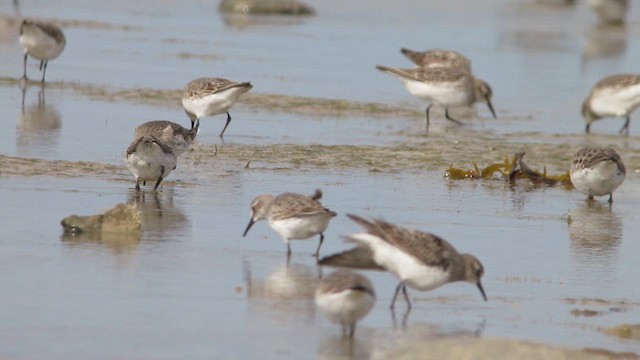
left=568, top=201, right=622, bottom=267
left=220, top=14, right=307, bottom=30
left=581, top=25, right=627, bottom=67
left=316, top=336, right=371, bottom=360
left=127, top=188, right=191, bottom=238
left=244, top=259, right=319, bottom=323
left=16, top=85, right=62, bottom=156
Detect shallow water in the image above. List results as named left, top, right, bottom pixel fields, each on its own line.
left=1, top=0, right=640, bottom=359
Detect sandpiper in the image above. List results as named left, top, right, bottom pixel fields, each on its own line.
left=400, top=48, right=472, bottom=72
left=376, top=65, right=496, bottom=129
left=243, top=189, right=337, bottom=258
left=315, top=270, right=376, bottom=338
left=124, top=135, right=177, bottom=191
left=399, top=48, right=496, bottom=120
left=570, top=146, right=625, bottom=203
left=133, top=120, right=199, bottom=157
left=319, top=214, right=487, bottom=310
left=588, top=0, right=628, bottom=25
left=582, top=74, right=640, bottom=135
left=182, top=77, right=253, bottom=137
left=19, top=20, right=66, bottom=83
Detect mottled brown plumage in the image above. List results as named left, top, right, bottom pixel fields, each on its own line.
left=134, top=120, right=198, bottom=157
left=346, top=214, right=458, bottom=270
left=571, top=146, right=626, bottom=174
left=183, top=77, right=252, bottom=98
left=400, top=48, right=472, bottom=72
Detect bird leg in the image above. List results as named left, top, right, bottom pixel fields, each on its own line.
left=390, top=282, right=411, bottom=309
left=21, top=52, right=28, bottom=81
left=219, top=112, right=232, bottom=137
left=619, top=117, right=630, bottom=135
left=153, top=165, right=165, bottom=190
left=445, top=108, right=464, bottom=125
left=41, top=60, right=48, bottom=83
left=425, top=104, right=432, bottom=131
left=313, top=233, right=324, bottom=258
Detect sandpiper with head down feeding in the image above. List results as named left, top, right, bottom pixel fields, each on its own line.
left=182, top=77, right=253, bottom=137
left=124, top=135, right=177, bottom=191
left=19, top=20, right=66, bottom=83
left=570, top=146, right=625, bottom=203
left=243, top=189, right=337, bottom=258
left=320, top=214, right=487, bottom=310
left=582, top=74, right=640, bottom=135
left=133, top=120, right=199, bottom=157
left=376, top=65, right=496, bottom=130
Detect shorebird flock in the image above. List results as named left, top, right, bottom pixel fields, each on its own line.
left=14, top=0, right=634, bottom=338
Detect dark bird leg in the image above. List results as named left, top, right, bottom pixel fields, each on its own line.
left=348, top=324, right=356, bottom=338
left=219, top=112, right=232, bottom=137
left=21, top=52, right=28, bottom=81
left=153, top=165, right=165, bottom=190
left=390, top=282, right=411, bottom=309
left=135, top=180, right=141, bottom=191
left=445, top=108, right=464, bottom=125
left=608, top=194, right=613, bottom=203
left=312, top=233, right=324, bottom=258
left=41, top=60, right=48, bottom=83
left=585, top=123, right=591, bottom=134
left=425, top=104, right=432, bottom=131
left=619, top=116, right=630, bottom=135
left=401, top=284, right=411, bottom=310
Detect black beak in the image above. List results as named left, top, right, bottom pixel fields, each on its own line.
left=486, top=100, right=497, bottom=119
left=243, top=218, right=256, bottom=237
left=477, top=281, right=487, bottom=301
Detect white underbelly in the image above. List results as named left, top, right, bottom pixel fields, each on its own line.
left=269, top=215, right=330, bottom=241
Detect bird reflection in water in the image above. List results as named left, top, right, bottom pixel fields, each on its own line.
left=568, top=200, right=623, bottom=275
left=127, top=188, right=190, bottom=238
left=581, top=25, right=627, bottom=69
left=17, top=83, right=61, bottom=156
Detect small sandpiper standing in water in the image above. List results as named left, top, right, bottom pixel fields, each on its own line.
left=182, top=77, right=253, bottom=137
left=19, top=20, right=66, bottom=83
left=582, top=74, right=640, bottom=135
left=376, top=65, right=496, bottom=129
left=320, top=214, right=487, bottom=310
left=133, top=120, right=199, bottom=157
left=315, top=270, right=376, bottom=338
left=124, top=135, right=177, bottom=191
left=570, top=146, right=625, bottom=203
left=243, top=189, right=337, bottom=258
